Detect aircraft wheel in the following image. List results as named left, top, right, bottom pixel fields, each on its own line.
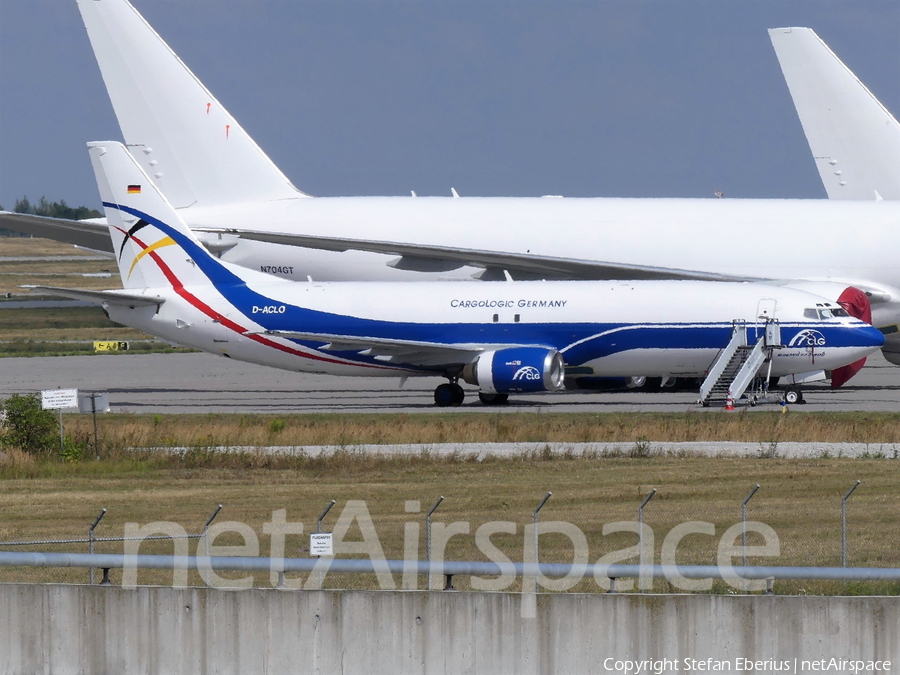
left=635, top=377, right=663, bottom=392
left=434, top=383, right=457, bottom=407
left=451, top=383, right=465, bottom=406
left=478, top=392, right=509, bottom=406
left=783, top=387, right=803, bottom=405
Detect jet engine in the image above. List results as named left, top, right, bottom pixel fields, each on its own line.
left=462, top=347, right=565, bottom=393
left=881, top=343, right=900, bottom=366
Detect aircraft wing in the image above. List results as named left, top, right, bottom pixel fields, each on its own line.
left=0, top=212, right=114, bottom=253
left=255, top=330, right=538, bottom=366
left=201, top=229, right=748, bottom=282
left=27, top=286, right=165, bottom=307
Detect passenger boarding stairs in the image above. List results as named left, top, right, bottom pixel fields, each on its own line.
left=699, top=320, right=781, bottom=407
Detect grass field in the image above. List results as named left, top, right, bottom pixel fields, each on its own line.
left=0, top=237, right=104, bottom=258
left=1, top=413, right=898, bottom=595
left=1, top=236, right=897, bottom=595
left=54, top=410, right=900, bottom=447
left=0, top=236, right=122, bottom=295
left=0, top=306, right=193, bottom=356
left=0, top=236, right=192, bottom=356
left=0, top=306, right=142, bottom=341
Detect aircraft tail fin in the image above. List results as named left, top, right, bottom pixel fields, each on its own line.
left=89, top=141, right=253, bottom=292
left=77, top=0, right=306, bottom=210
left=769, top=27, right=900, bottom=201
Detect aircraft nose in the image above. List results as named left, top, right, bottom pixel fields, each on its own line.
left=858, top=324, right=886, bottom=349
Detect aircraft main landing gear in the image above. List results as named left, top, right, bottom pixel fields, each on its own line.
left=434, top=382, right=465, bottom=407
left=478, top=392, right=509, bottom=406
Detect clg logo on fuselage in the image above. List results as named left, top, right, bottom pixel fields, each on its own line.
left=788, top=329, right=827, bottom=347
left=512, top=366, right=542, bottom=382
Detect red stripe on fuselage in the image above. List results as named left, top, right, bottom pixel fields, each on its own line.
left=120, top=227, right=391, bottom=370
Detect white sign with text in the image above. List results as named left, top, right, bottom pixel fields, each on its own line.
left=41, top=389, right=79, bottom=410
left=310, top=533, right=333, bottom=557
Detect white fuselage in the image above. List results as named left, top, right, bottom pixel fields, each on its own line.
left=104, top=279, right=883, bottom=381
left=187, top=196, right=900, bottom=331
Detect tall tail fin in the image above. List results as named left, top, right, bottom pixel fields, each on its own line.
left=77, top=0, right=306, bottom=209
left=769, top=27, right=900, bottom=201
left=89, top=141, right=250, bottom=291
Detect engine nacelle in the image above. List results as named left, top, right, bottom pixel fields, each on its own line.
left=881, top=342, right=900, bottom=366
left=462, top=347, right=565, bottom=393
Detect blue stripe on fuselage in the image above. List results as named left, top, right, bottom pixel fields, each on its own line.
left=103, top=202, right=880, bottom=370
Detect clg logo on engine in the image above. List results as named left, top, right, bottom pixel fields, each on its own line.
left=512, top=366, right=542, bottom=382
left=788, top=329, right=827, bottom=347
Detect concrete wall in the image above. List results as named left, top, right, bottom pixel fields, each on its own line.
left=0, top=585, right=897, bottom=674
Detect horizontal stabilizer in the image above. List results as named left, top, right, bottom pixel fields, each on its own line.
left=201, top=229, right=751, bottom=282
left=770, top=27, right=900, bottom=200
left=27, top=285, right=165, bottom=307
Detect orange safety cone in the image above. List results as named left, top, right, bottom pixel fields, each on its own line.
left=724, top=395, right=735, bottom=411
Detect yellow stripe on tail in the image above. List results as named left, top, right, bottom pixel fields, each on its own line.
left=127, top=236, right=176, bottom=280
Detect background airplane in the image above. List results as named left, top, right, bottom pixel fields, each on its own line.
left=3, top=0, right=899, bottom=377
left=769, top=27, right=900, bottom=201
left=37, top=141, right=884, bottom=407
left=8, top=1, right=897, bottom=208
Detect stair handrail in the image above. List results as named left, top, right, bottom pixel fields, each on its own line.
left=728, top=339, right=770, bottom=402
left=698, top=321, right=748, bottom=403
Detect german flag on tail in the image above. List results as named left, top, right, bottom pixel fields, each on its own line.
left=127, top=184, right=141, bottom=194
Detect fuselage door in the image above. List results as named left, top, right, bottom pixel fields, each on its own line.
left=755, top=298, right=778, bottom=342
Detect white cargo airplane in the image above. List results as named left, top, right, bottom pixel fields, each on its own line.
left=769, top=27, right=900, bottom=202
left=31, top=141, right=884, bottom=407
left=2, top=1, right=898, bottom=373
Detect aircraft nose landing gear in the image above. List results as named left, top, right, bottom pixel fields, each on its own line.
left=434, top=381, right=465, bottom=407
left=782, top=386, right=805, bottom=405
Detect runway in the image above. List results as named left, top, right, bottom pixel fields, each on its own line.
left=2, top=351, right=900, bottom=414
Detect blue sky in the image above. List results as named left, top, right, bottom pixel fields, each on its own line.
left=0, top=0, right=897, bottom=210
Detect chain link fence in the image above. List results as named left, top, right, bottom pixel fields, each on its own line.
left=0, top=481, right=896, bottom=593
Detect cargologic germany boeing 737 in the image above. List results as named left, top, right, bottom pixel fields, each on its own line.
left=30, top=141, right=884, bottom=407
left=3, top=0, right=899, bottom=375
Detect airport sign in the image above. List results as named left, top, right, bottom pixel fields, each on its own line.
left=310, top=533, right=333, bottom=557
left=41, top=388, right=79, bottom=410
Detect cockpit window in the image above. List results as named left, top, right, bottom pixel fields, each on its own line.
left=805, top=307, right=849, bottom=320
